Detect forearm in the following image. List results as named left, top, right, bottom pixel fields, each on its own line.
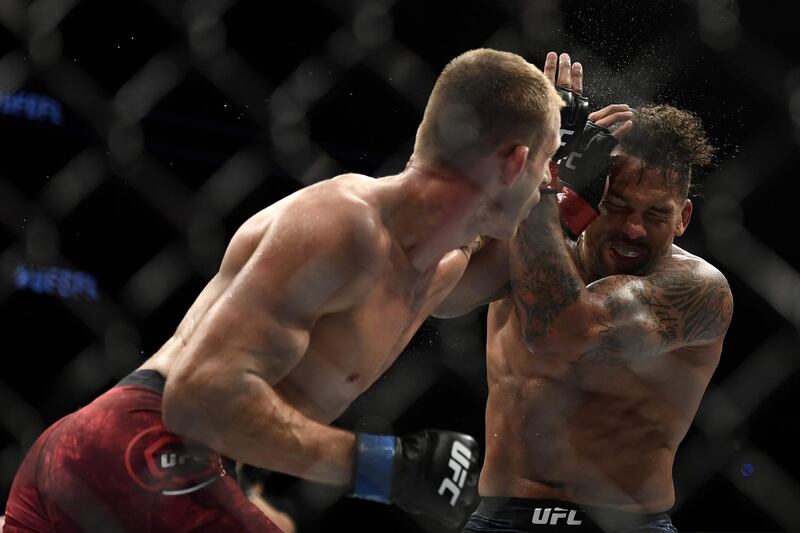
left=164, top=372, right=355, bottom=485
left=509, top=195, right=588, bottom=352
left=509, top=197, right=725, bottom=362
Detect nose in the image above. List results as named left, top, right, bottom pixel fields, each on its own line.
left=622, top=214, right=647, bottom=239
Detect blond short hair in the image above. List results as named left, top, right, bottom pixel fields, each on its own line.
left=414, top=48, right=562, bottom=171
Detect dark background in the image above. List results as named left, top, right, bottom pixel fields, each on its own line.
left=1, top=0, right=799, bottom=531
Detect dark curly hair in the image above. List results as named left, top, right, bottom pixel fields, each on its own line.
left=617, top=104, right=714, bottom=197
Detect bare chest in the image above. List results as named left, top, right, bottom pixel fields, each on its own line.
left=321, top=269, right=439, bottom=362
left=276, top=258, right=459, bottom=422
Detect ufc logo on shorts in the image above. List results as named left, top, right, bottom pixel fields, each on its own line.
left=160, top=452, right=204, bottom=469
left=437, top=441, right=472, bottom=506
left=559, top=128, right=574, bottom=147
left=532, top=507, right=583, bottom=526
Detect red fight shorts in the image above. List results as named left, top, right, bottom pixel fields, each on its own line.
left=4, top=370, right=282, bottom=532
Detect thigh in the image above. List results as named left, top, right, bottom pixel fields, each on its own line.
left=4, top=415, right=74, bottom=532
left=36, top=387, right=282, bottom=532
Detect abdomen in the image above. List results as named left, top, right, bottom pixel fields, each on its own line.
left=482, top=302, right=678, bottom=511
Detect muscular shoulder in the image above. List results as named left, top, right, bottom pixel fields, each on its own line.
left=270, top=175, right=389, bottom=283
left=650, top=247, right=730, bottom=293
left=645, top=247, right=734, bottom=343
left=298, top=174, right=389, bottom=264
left=216, top=175, right=389, bottom=317
left=223, top=175, right=387, bottom=274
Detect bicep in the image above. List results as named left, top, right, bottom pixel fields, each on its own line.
left=162, top=272, right=315, bottom=436
left=173, top=264, right=315, bottom=389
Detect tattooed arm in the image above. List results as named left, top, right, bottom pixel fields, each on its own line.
left=510, top=196, right=733, bottom=363
left=432, top=238, right=511, bottom=318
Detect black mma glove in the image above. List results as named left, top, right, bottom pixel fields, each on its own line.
left=555, top=120, right=618, bottom=239
left=350, top=430, right=480, bottom=528
left=553, top=87, right=590, bottom=162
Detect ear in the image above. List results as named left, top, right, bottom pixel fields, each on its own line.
left=501, top=144, right=529, bottom=186
left=675, top=198, right=692, bottom=237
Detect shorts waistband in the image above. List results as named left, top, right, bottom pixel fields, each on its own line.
left=116, top=369, right=166, bottom=394
left=472, top=497, right=672, bottom=531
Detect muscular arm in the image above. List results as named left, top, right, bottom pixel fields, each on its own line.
left=510, top=196, right=733, bottom=364
left=163, top=205, right=381, bottom=484
left=431, top=238, right=511, bottom=318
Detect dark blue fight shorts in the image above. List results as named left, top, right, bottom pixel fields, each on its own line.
left=463, top=497, right=677, bottom=533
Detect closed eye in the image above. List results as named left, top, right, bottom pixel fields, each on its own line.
left=599, top=200, right=625, bottom=216
left=602, top=200, right=626, bottom=210
left=646, top=212, right=670, bottom=223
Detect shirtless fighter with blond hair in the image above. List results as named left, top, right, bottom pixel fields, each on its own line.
left=4, top=48, right=563, bottom=532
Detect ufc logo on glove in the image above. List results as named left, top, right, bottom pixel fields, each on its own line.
left=438, top=440, right=473, bottom=506
left=351, top=430, right=480, bottom=528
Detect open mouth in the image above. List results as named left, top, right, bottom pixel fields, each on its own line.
left=610, top=242, right=644, bottom=258
left=608, top=240, right=648, bottom=266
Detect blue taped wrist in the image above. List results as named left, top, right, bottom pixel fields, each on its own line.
left=351, top=433, right=396, bottom=504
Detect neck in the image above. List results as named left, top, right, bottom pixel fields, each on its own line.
left=577, top=234, right=675, bottom=281
left=573, top=235, right=594, bottom=283
left=385, top=161, right=483, bottom=271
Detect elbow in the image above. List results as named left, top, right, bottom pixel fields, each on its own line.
left=521, top=332, right=539, bottom=354
left=162, top=377, right=218, bottom=446
left=521, top=330, right=559, bottom=357
left=515, top=297, right=598, bottom=358
left=520, top=321, right=593, bottom=359
left=161, top=386, right=196, bottom=437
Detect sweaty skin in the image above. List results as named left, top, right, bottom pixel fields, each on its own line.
left=434, top=50, right=730, bottom=516
left=141, top=174, right=472, bottom=483
left=138, top=112, right=559, bottom=487
left=483, top=251, right=726, bottom=511
left=479, top=160, right=733, bottom=513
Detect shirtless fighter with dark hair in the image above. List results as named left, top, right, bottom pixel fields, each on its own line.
left=437, top=52, right=732, bottom=532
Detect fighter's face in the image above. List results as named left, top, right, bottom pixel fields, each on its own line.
left=581, top=152, right=692, bottom=278
left=480, top=110, right=559, bottom=240
left=511, top=112, right=561, bottom=226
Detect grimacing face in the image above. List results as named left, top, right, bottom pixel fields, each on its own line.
left=579, top=150, right=693, bottom=279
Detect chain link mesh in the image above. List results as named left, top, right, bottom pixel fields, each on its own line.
left=1, top=0, right=799, bottom=531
